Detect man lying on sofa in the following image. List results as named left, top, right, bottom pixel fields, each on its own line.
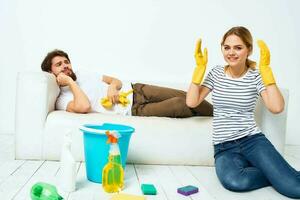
left=40, top=49, right=213, bottom=118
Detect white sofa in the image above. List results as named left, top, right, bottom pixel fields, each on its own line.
left=15, top=71, right=289, bottom=166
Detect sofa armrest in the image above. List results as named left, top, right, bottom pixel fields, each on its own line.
left=15, top=71, right=60, bottom=159
left=255, top=88, right=289, bottom=154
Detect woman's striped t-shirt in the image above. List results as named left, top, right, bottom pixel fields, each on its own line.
left=202, top=65, right=266, bottom=144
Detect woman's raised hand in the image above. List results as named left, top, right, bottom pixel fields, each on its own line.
left=192, top=39, right=208, bottom=85
left=257, top=40, right=276, bottom=86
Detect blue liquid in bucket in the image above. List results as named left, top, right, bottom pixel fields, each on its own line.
left=80, top=123, right=134, bottom=183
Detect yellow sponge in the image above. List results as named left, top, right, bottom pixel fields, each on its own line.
left=110, top=193, right=146, bottom=200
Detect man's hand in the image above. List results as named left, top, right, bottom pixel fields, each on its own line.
left=101, top=89, right=133, bottom=109
left=257, top=40, right=276, bottom=86
left=107, top=84, right=120, bottom=104
left=192, top=39, right=208, bottom=85
left=57, top=73, right=73, bottom=86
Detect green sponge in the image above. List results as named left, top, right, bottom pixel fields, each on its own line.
left=141, top=183, right=157, bottom=195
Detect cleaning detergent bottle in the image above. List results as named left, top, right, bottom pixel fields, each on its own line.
left=60, top=131, right=76, bottom=192
left=102, top=131, right=124, bottom=193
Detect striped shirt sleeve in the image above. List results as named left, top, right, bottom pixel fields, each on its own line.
left=202, top=68, right=215, bottom=90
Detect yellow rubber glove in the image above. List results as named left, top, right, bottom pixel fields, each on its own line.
left=100, top=89, right=134, bottom=109
left=118, top=89, right=133, bottom=107
left=257, top=40, right=276, bottom=86
left=101, top=98, right=113, bottom=109
left=192, top=39, right=208, bottom=85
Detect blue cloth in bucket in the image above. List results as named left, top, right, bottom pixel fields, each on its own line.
left=79, top=123, right=134, bottom=183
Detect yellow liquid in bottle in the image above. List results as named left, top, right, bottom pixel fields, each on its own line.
left=102, top=154, right=124, bottom=193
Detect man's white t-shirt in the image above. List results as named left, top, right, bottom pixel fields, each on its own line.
left=55, top=71, right=133, bottom=116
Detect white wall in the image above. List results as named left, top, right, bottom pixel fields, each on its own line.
left=1, top=0, right=299, bottom=144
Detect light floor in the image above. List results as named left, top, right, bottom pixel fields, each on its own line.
left=0, top=134, right=299, bottom=200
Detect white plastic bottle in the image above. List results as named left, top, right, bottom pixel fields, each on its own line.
left=60, top=130, right=76, bottom=192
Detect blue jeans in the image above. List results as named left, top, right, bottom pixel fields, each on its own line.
left=214, top=133, right=300, bottom=199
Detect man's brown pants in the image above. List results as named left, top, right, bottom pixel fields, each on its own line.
left=131, top=83, right=213, bottom=118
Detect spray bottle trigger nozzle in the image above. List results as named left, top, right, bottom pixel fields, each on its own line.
left=105, top=131, right=121, bottom=143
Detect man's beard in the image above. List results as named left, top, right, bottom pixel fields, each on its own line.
left=63, top=68, right=77, bottom=81
left=69, top=70, right=77, bottom=81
